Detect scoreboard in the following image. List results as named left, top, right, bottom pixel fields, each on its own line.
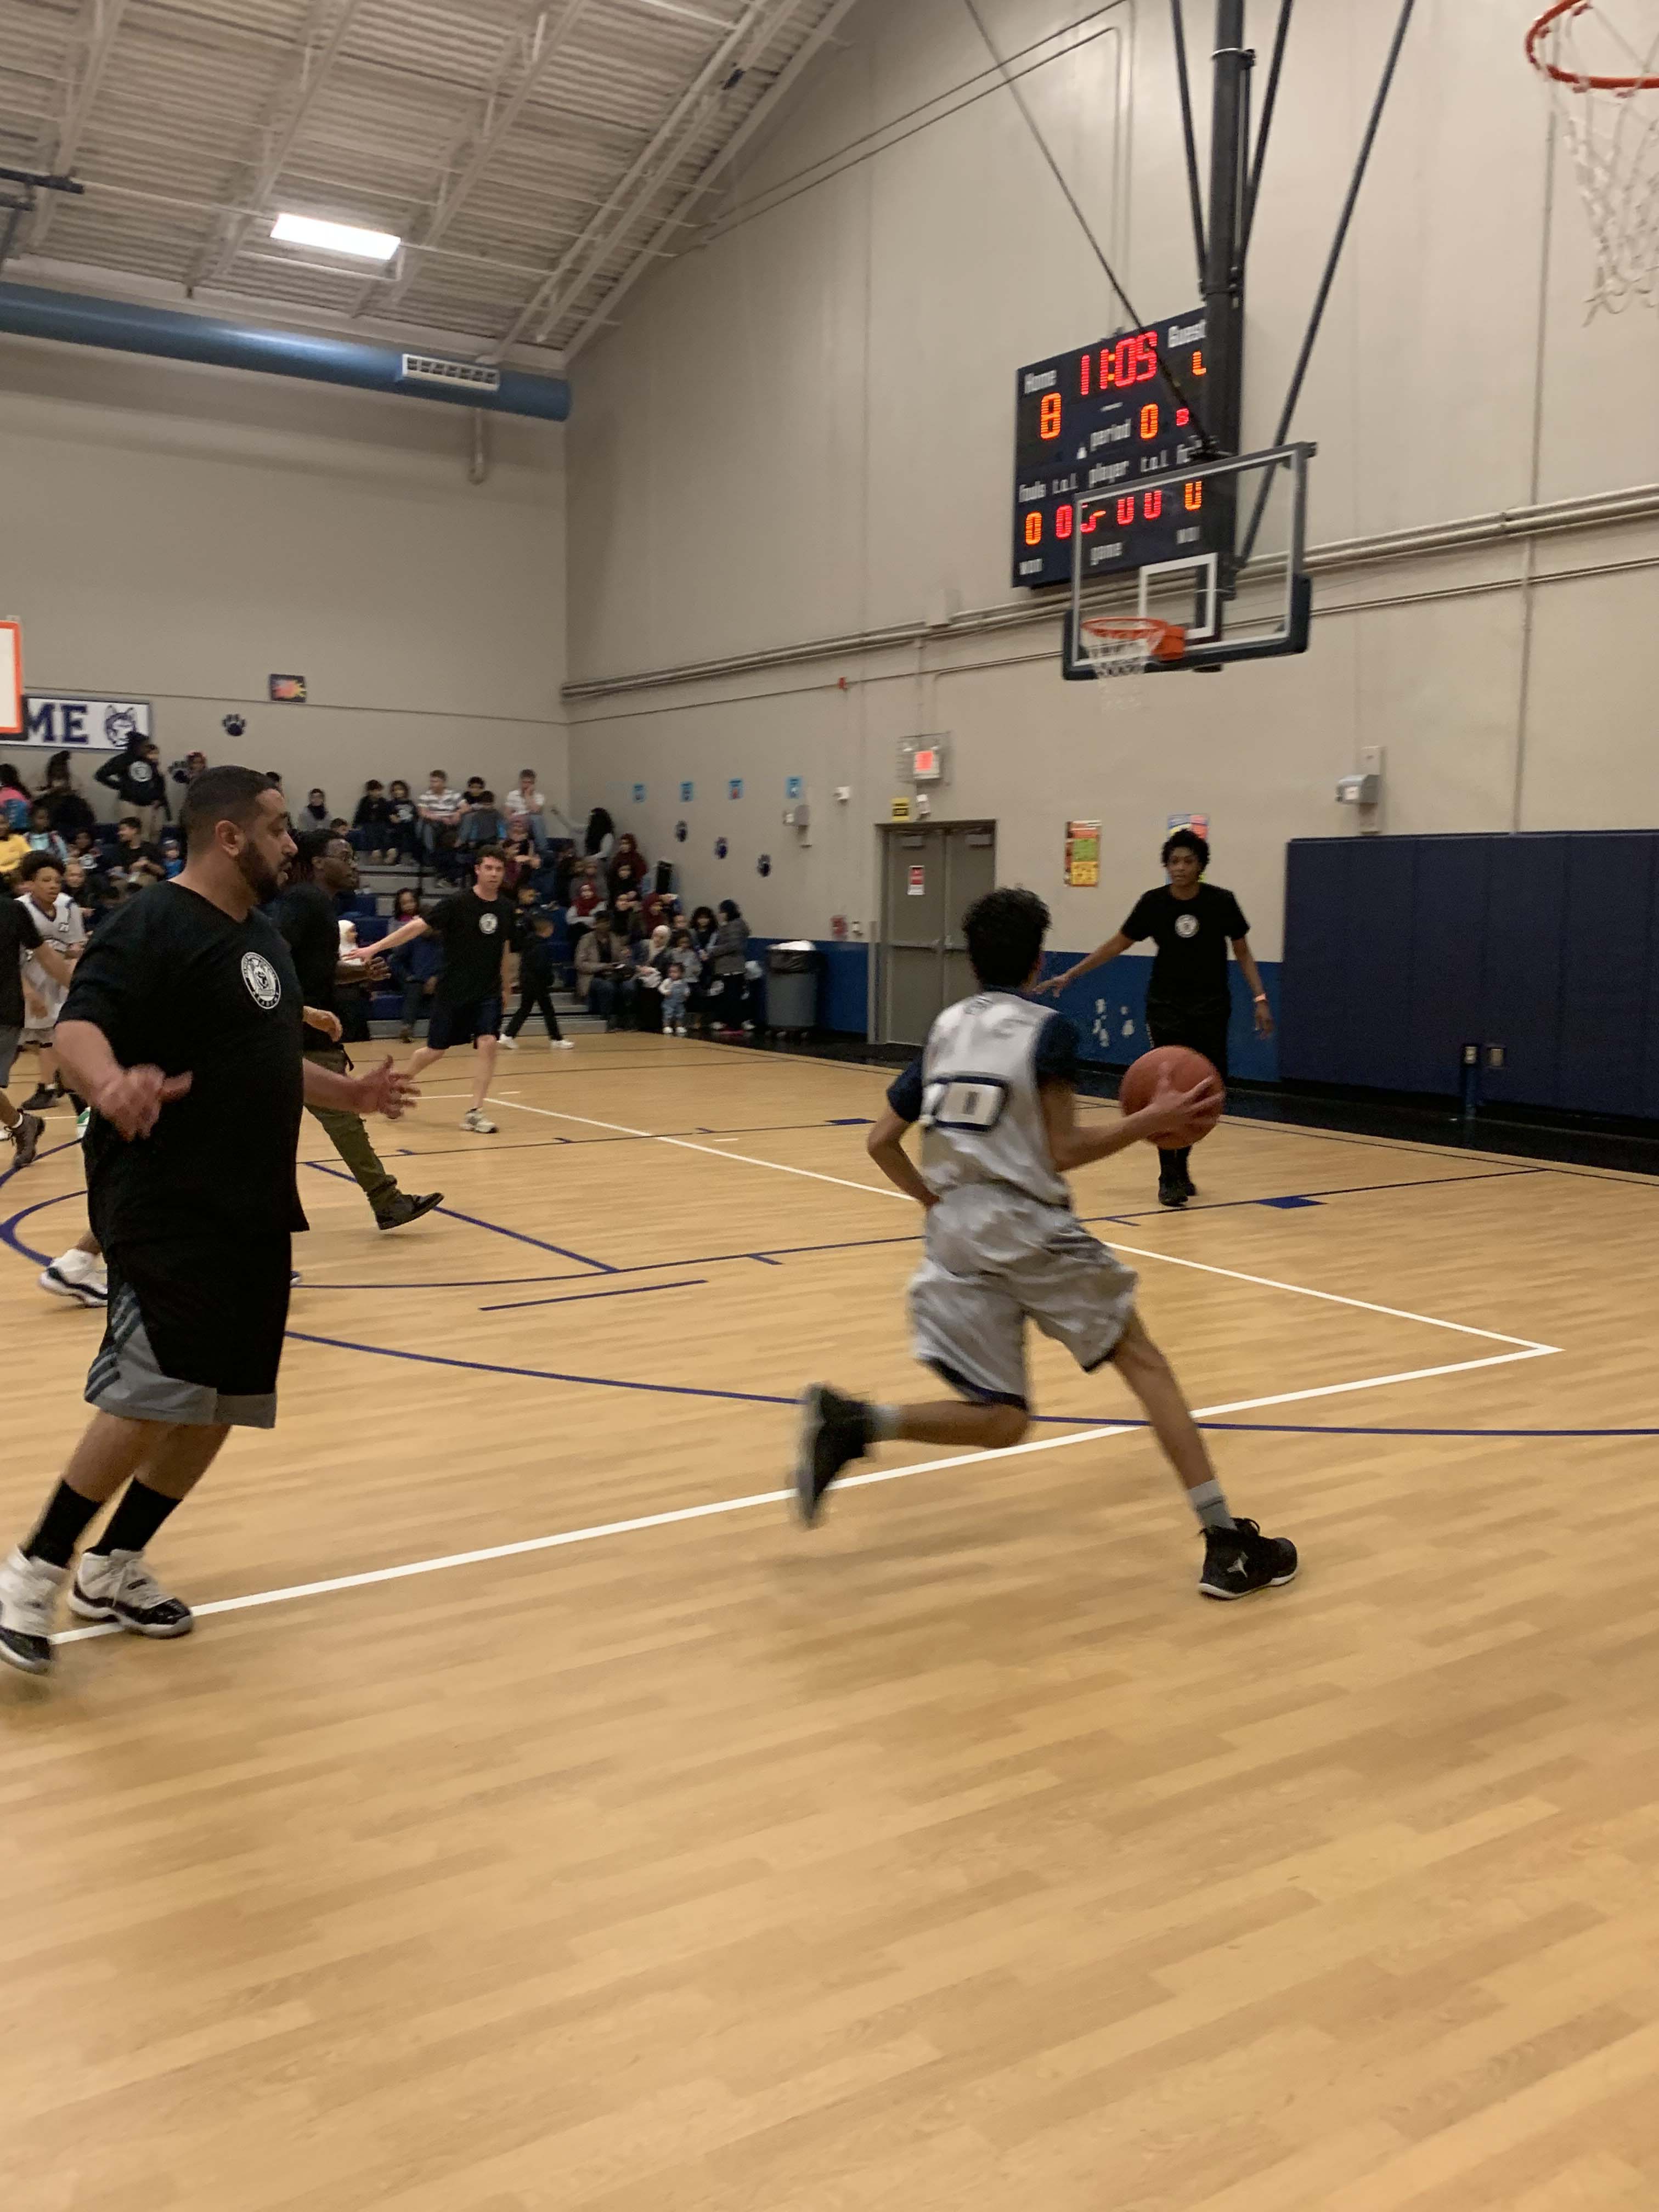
left=1012, top=306, right=1217, bottom=590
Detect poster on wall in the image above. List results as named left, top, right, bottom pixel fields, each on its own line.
left=728, top=778, right=743, bottom=800
left=680, top=781, right=695, bottom=802
left=269, top=674, right=307, bottom=703
left=631, top=782, right=647, bottom=804
left=907, top=864, right=926, bottom=897
left=18, top=695, right=154, bottom=752
left=1064, top=820, right=1102, bottom=887
left=1167, top=811, right=1209, bottom=839
left=785, top=776, right=804, bottom=801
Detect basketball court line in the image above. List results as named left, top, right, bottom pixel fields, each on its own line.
left=484, top=1094, right=1556, bottom=1354
left=48, top=1346, right=1553, bottom=1652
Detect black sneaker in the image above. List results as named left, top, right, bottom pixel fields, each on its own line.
left=1177, top=1166, right=1198, bottom=1198
left=19, top=1084, right=57, bottom=1113
left=1198, top=1518, right=1299, bottom=1600
left=10, top=1110, right=44, bottom=1169
left=1158, top=1172, right=1188, bottom=1209
left=375, top=1190, right=445, bottom=1232
left=794, top=1384, right=873, bottom=1524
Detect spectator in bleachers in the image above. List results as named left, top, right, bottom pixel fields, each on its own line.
left=417, top=769, right=464, bottom=861
left=566, top=859, right=605, bottom=951
left=40, top=754, right=97, bottom=841
left=167, top=748, right=208, bottom=792
left=159, top=832, right=184, bottom=879
left=708, top=898, right=751, bottom=1034
left=351, top=778, right=393, bottom=858
left=60, top=856, right=99, bottom=921
left=584, top=806, right=616, bottom=866
left=641, top=884, right=679, bottom=933
left=458, top=789, right=508, bottom=852
left=1, top=818, right=31, bottom=883
left=509, top=770, right=549, bottom=851
left=24, top=804, right=68, bottom=867
left=611, top=888, right=648, bottom=946
left=386, top=779, right=420, bottom=861
left=0, top=764, right=31, bottom=830
left=608, top=831, right=650, bottom=902
left=111, top=816, right=165, bottom=872
left=94, top=736, right=170, bottom=837
left=301, top=787, right=330, bottom=828
left=576, top=915, right=624, bottom=1022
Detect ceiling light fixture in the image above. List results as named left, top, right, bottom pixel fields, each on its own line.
left=272, top=212, right=400, bottom=261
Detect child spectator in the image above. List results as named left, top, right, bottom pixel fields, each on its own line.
left=60, top=856, right=99, bottom=919
left=24, top=803, right=68, bottom=866
left=503, top=906, right=572, bottom=1049
left=0, top=819, right=30, bottom=883
left=663, top=959, right=691, bottom=1036
left=0, top=763, right=31, bottom=830
left=40, top=754, right=96, bottom=840
left=352, top=778, right=393, bottom=858
left=382, top=884, right=442, bottom=1039
left=302, top=787, right=330, bottom=828
left=458, top=789, right=508, bottom=850
left=159, top=832, right=184, bottom=878
left=386, top=778, right=420, bottom=861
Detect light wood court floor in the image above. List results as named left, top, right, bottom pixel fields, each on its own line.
left=5, top=1033, right=1659, bottom=2211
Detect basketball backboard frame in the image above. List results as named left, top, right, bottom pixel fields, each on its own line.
left=1062, top=441, right=1317, bottom=678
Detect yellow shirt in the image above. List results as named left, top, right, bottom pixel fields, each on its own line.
left=0, top=832, right=30, bottom=882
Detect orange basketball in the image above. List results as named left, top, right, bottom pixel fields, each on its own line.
left=1116, top=1046, right=1224, bottom=1150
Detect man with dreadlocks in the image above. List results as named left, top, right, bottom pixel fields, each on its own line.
left=268, top=829, right=443, bottom=1233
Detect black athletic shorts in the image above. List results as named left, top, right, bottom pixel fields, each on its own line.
left=427, top=995, right=503, bottom=1051
left=86, top=1234, right=293, bottom=1429
left=1147, top=1003, right=1230, bottom=1083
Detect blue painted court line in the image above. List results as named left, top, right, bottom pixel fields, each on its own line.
left=301, top=1159, right=617, bottom=1272
left=478, top=1278, right=706, bottom=1313
left=1260, top=1194, right=1321, bottom=1210
left=285, top=1329, right=800, bottom=1408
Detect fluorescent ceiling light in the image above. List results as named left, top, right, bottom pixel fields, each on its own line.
left=272, top=212, right=400, bottom=261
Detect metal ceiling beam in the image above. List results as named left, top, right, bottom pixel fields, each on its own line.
left=373, top=0, right=596, bottom=316
left=563, top=0, right=858, bottom=360
left=493, top=0, right=786, bottom=354
left=30, top=0, right=132, bottom=252
left=191, top=0, right=372, bottom=290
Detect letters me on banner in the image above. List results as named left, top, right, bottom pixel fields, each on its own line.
left=20, top=695, right=154, bottom=752
left=1064, top=820, right=1101, bottom=888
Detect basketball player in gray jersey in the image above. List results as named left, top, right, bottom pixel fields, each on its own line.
left=796, top=887, right=1297, bottom=1601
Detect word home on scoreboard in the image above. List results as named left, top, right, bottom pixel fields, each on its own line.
left=1012, top=308, right=1220, bottom=589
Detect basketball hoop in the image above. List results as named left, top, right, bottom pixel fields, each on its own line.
left=1077, top=614, right=1187, bottom=682
left=1526, top=1, right=1659, bottom=313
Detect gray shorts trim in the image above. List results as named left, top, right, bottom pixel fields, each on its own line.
left=85, top=1279, right=276, bottom=1430
left=908, top=1184, right=1138, bottom=1411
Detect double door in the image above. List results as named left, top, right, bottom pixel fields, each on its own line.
left=879, top=821, right=997, bottom=1048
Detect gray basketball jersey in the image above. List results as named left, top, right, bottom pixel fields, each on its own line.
left=916, top=991, right=1074, bottom=1208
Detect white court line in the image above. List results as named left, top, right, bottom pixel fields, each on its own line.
left=51, top=1345, right=1547, bottom=1648
left=486, top=1095, right=1559, bottom=1355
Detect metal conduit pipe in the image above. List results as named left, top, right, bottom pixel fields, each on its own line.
left=0, top=280, right=571, bottom=421
left=563, top=478, right=1659, bottom=700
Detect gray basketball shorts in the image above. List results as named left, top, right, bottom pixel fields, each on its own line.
left=907, top=1184, right=1139, bottom=1412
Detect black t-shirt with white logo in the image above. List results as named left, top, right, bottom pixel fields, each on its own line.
left=426, top=891, right=507, bottom=1004
left=1121, top=883, right=1248, bottom=1020
left=61, top=882, right=307, bottom=1244
left=0, top=898, right=42, bottom=1027
left=268, top=881, right=342, bottom=1046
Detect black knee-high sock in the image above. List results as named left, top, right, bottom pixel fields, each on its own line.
left=1163, top=1146, right=1190, bottom=1184
left=88, top=1480, right=182, bottom=1559
left=24, top=1482, right=105, bottom=1568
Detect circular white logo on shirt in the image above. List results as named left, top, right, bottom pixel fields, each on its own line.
left=479, top=911, right=499, bottom=935
left=241, top=950, right=281, bottom=1009
left=1175, top=912, right=1200, bottom=939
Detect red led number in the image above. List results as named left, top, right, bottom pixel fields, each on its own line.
left=1143, top=489, right=1162, bottom=520
left=1056, top=503, right=1074, bottom=539
left=1079, top=353, right=1091, bottom=396
left=1039, top=391, right=1062, bottom=439
left=1184, top=481, right=1203, bottom=511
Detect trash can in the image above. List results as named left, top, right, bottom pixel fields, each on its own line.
left=766, top=940, right=820, bottom=1032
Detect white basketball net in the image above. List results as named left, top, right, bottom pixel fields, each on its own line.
left=1528, top=2, right=1659, bottom=314
left=1078, top=617, right=1183, bottom=680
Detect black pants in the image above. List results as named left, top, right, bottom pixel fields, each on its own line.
left=506, top=975, right=563, bottom=1040
left=1147, top=1002, right=1229, bottom=1187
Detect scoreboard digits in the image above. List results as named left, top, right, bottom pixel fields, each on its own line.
left=1012, top=307, right=1216, bottom=589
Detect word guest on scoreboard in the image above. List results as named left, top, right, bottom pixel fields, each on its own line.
left=1012, top=307, right=1212, bottom=589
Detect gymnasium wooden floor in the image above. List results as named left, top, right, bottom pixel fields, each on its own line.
left=4, top=1029, right=1659, bottom=2212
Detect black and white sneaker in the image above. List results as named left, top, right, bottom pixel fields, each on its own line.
left=67, top=1549, right=194, bottom=1638
left=794, top=1384, right=873, bottom=1525
left=375, top=1189, right=444, bottom=1232
left=0, top=1548, right=67, bottom=1675
left=19, top=1084, right=58, bottom=1114
left=1198, top=1518, right=1299, bottom=1600
left=10, top=1110, right=44, bottom=1170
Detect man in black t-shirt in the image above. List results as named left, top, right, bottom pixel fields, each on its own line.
left=1039, top=830, right=1274, bottom=1209
left=0, top=895, right=74, bottom=1169
left=374, top=848, right=511, bottom=1134
left=0, top=768, right=418, bottom=1680
left=267, top=831, right=443, bottom=1232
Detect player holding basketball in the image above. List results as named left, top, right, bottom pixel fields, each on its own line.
left=795, top=887, right=1297, bottom=1601
left=1039, top=828, right=1273, bottom=1208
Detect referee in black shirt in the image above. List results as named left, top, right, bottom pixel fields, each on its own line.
left=0, top=768, right=417, bottom=1679
left=1040, top=830, right=1273, bottom=1209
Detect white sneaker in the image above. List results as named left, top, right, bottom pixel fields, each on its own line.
left=68, top=1548, right=194, bottom=1639
left=461, top=1107, right=498, bottom=1134
left=499, top=1034, right=518, bottom=1051
left=0, top=1548, right=67, bottom=1675
left=549, top=1038, right=575, bottom=1049
left=39, top=1248, right=107, bottom=1307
